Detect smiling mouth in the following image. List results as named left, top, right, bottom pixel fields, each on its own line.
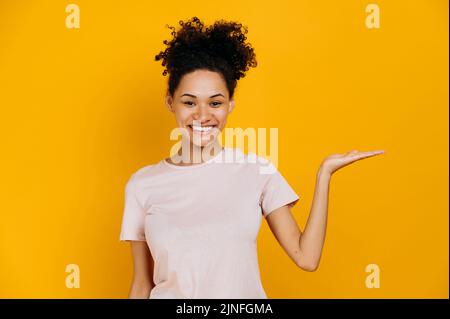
left=187, top=125, right=217, bottom=133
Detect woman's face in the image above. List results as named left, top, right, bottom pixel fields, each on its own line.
left=165, top=69, right=235, bottom=148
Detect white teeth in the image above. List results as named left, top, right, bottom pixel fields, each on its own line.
left=191, top=125, right=214, bottom=132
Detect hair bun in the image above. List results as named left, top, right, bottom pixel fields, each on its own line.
left=155, top=16, right=257, bottom=97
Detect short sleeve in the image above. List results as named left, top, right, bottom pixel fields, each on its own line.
left=260, top=164, right=300, bottom=217
left=119, top=176, right=146, bottom=241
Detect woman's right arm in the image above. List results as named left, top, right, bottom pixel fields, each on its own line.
left=128, top=241, right=154, bottom=298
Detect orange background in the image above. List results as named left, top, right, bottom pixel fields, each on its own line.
left=0, top=0, right=448, bottom=298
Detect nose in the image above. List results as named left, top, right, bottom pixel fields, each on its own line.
left=192, top=104, right=211, bottom=122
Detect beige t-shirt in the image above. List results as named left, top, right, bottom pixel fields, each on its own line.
left=119, top=147, right=300, bottom=298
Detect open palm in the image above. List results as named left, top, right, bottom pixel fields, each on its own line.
left=321, top=149, right=385, bottom=175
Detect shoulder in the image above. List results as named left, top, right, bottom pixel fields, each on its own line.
left=225, top=147, right=276, bottom=175
left=126, top=162, right=161, bottom=188
left=132, top=163, right=158, bottom=177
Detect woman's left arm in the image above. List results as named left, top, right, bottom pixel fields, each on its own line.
left=265, top=149, right=384, bottom=272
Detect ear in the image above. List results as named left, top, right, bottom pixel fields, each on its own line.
left=165, top=94, right=174, bottom=113
left=228, top=98, right=235, bottom=113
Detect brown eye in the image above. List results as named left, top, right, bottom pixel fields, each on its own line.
left=211, top=101, right=222, bottom=107
left=183, top=101, right=194, bottom=106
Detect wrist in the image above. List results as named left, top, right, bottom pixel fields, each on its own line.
left=317, top=165, right=332, bottom=179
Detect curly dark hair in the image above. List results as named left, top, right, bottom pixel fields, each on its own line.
left=154, top=16, right=257, bottom=99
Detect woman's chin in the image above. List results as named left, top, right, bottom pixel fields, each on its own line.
left=191, top=139, right=216, bottom=148
left=189, top=131, right=219, bottom=148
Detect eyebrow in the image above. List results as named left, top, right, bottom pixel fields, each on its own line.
left=180, top=93, right=225, bottom=98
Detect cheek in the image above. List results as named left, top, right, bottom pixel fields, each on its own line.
left=215, top=109, right=229, bottom=123
left=175, top=109, right=191, bottom=123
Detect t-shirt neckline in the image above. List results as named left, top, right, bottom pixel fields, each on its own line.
left=162, top=147, right=227, bottom=170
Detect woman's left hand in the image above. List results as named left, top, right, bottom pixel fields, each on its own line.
left=320, top=149, right=385, bottom=176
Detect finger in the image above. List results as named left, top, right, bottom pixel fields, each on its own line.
left=352, top=150, right=385, bottom=160
left=345, top=150, right=359, bottom=156
left=365, top=150, right=385, bottom=156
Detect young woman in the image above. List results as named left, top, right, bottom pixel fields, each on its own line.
left=119, top=16, right=384, bottom=299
